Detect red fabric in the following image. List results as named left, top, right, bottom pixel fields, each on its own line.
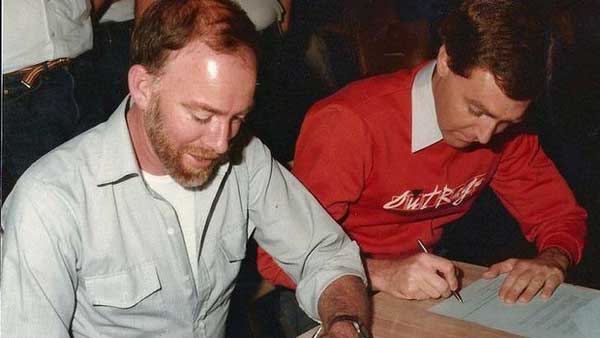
left=258, top=66, right=587, bottom=289
left=256, top=246, right=296, bottom=289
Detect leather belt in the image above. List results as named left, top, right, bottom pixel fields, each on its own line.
left=4, top=58, right=71, bottom=89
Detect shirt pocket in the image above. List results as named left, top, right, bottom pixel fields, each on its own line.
left=219, top=227, right=247, bottom=262
left=84, top=263, right=163, bottom=309
left=211, top=227, right=247, bottom=301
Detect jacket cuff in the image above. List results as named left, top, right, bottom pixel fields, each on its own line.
left=537, top=234, right=583, bottom=265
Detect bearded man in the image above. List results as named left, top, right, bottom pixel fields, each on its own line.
left=0, top=1, right=370, bottom=338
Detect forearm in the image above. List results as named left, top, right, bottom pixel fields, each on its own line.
left=318, top=275, right=371, bottom=331
left=364, top=257, right=391, bottom=292
left=279, top=0, right=292, bottom=33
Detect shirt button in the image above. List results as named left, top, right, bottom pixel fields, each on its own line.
left=167, top=228, right=175, bottom=235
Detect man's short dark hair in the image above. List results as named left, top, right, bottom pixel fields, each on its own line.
left=130, top=0, right=259, bottom=75
left=440, top=0, right=550, bottom=100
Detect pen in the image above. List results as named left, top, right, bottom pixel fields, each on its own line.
left=417, top=239, right=464, bottom=303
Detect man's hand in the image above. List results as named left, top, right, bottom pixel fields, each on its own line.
left=366, top=253, right=459, bottom=300
left=482, top=247, right=570, bottom=303
left=278, top=0, right=292, bottom=34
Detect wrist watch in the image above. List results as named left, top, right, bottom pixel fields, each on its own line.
left=312, top=314, right=372, bottom=338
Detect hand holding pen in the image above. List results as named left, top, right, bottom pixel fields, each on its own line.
left=365, top=242, right=464, bottom=301
left=417, top=239, right=463, bottom=303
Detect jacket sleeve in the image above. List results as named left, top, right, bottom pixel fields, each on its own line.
left=256, top=103, right=372, bottom=289
left=490, top=133, right=587, bottom=264
left=1, top=178, right=79, bottom=338
left=245, top=138, right=366, bottom=321
left=256, top=245, right=297, bottom=289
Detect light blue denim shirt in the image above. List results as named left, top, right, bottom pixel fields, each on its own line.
left=1, top=99, right=365, bottom=338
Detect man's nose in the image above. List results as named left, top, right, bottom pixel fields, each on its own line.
left=206, top=122, right=231, bottom=154
left=476, top=120, right=496, bottom=145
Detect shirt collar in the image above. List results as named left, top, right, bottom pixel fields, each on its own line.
left=95, top=96, right=143, bottom=186
left=411, top=60, right=443, bottom=153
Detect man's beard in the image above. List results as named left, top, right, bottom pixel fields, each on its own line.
left=144, top=95, right=227, bottom=188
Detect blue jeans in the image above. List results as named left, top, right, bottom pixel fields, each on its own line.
left=2, top=66, right=80, bottom=197
left=73, top=19, right=133, bottom=133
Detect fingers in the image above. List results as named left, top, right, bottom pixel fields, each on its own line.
left=430, top=255, right=459, bottom=292
left=539, top=274, right=562, bottom=299
left=388, top=254, right=458, bottom=300
left=418, top=272, right=452, bottom=299
left=515, top=275, right=545, bottom=303
left=496, top=258, right=566, bottom=303
left=418, top=254, right=457, bottom=298
left=499, top=270, right=533, bottom=303
left=482, top=259, right=517, bottom=279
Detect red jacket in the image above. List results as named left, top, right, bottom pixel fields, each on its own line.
left=257, top=64, right=587, bottom=289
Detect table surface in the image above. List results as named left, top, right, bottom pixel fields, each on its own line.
left=299, top=262, right=528, bottom=338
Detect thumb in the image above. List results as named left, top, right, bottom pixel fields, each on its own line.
left=482, top=259, right=516, bottom=278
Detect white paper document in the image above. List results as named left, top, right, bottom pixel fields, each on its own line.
left=429, top=275, right=600, bottom=338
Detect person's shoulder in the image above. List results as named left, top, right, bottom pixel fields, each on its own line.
left=309, top=68, right=416, bottom=116
left=237, top=136, right=273, bottom=166
left=227, top=135, right=283, bottom=185
left=346, top=68, right=415, bottom=96
left=22, top=124, right=107, bottom=190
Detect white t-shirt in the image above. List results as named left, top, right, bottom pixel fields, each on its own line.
left=142, top=167, right=226, bottom=283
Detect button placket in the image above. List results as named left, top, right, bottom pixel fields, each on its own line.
left=157, top=200, right=198, bottom=293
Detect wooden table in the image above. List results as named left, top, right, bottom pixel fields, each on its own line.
left=299, top=262, right=525, bottom=338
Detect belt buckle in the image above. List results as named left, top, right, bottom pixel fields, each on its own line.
left=20, top=58, right=70, bottom=88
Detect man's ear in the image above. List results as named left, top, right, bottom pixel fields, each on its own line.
left=436, top=44, right=451, bottom=77
left=128, top=64, right=157, bottom=111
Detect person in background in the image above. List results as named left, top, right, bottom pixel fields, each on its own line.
left=2, top=0, right=94, bottom=199
left=258, top=0, right=587, bottom=327
left=136, top=0, right=291, bottom=32
left=73, top=0, right=136, bottom=132
left=1, top=1, right=370, bottom=338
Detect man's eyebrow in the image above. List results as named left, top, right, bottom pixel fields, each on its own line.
left=182, top=101, right=254, bottom=116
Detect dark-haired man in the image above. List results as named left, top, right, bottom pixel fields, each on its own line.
left=1, top=1, right=370, bottom=337
left=259, top=0, right=586, bottom=306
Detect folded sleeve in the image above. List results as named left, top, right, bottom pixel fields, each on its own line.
left=256, top=103, right=372, bottom=291
left=245, top=139, right=366, bottom=321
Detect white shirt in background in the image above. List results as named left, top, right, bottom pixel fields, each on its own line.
left=100, top=0, right=134, bottom=23
left=2, top=0, right=93, bottom=74
left=234, top=0, right=283, bottom=31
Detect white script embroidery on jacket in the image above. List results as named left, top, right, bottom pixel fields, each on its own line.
left=382, top=174, right=486, bottom=211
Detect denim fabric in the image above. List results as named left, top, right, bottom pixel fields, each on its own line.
left=278, top=288, right=318, bottom=337
left=72, top=19, right=133, bottom=133
left=92, top=20, right=132, bottom=114
left=2, top=66, right=80, bottom=195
